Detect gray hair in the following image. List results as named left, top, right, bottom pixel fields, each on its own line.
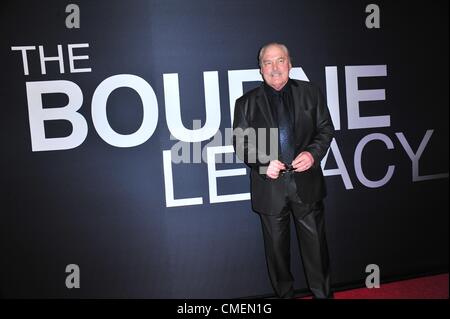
left=258, top=42, right=291, bottom=66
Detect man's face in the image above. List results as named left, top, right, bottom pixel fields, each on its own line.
left=260, top=45, right=292, bottom=91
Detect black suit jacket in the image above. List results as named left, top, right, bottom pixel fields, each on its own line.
left=233, top=79, right=334, bottom=215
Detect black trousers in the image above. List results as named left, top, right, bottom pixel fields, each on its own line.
left=258, top=174, right=332, bottom=298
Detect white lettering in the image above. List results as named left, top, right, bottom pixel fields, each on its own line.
left=26, top=80, right=87, bottom=151
left=91, top=74, right=158, bottom=147
left=345, top=65, right=388, bottom=129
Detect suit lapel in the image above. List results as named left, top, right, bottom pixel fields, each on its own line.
left=290, top=80, right=306, bottom=139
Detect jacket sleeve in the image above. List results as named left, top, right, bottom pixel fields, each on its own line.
left=304, top=86, right=335, bottom=165
left=232, top=96, right=271, bottom=173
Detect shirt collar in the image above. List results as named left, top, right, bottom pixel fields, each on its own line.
left=263, top=79, right=291, bottom=97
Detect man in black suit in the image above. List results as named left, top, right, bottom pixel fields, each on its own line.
left=232, top=43, right=334, bottom=299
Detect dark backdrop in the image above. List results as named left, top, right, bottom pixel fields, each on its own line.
left=1, top=0, right=448, bottom=298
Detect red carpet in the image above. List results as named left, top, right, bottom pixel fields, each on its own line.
left=302, top=273, right=448, bottom=299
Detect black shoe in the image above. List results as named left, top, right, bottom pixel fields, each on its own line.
left=312, top=292, right=334, bottom=299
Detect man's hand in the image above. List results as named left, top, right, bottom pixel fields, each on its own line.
left=266, top=160, right=286, bottom=179
left=292, top=151, right=315, bottom=172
